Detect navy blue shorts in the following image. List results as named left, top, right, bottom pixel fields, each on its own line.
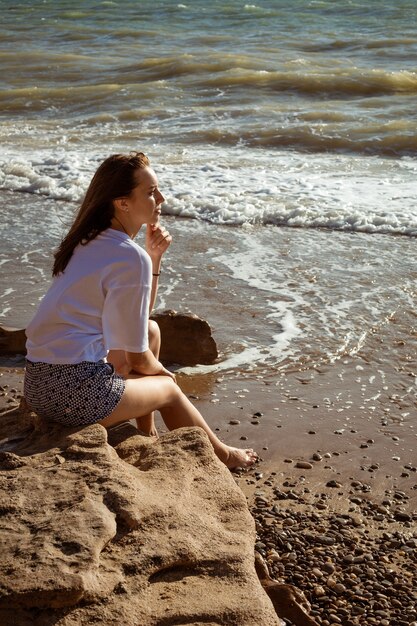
left=24, top=360, right=125, bottom=426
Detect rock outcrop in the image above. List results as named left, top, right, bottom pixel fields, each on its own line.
left=0, top=405, right=280, bottom=625
left=0, top=310, right=218, bottom=365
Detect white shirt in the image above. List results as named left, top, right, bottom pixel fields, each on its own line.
left=26, top=229, right=151, bottom=364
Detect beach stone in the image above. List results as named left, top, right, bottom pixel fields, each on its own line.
left=151, top=309, right=219, bottom=364
left=295, top=461, right=313, bottom=470
left=393, top=510, right=412, bottom=522
left=326, top=480, right=342, bottom=488
left=323, top=563, right=336, bottom=574
left=0, top=406, right=279, bottom=625
left=312, top=568, right=323, bottom=578
left=314, top=586, right=326, bottom=597
left=0, top=326, right=27, bottom=355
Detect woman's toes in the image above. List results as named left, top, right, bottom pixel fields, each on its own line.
left=226, top=447, right=258, bottom=469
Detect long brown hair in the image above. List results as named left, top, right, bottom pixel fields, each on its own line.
left=52, top=151, right=150, bottom=276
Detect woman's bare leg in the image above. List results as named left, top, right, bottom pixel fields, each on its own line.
left=99, top=375, right=257, bottom=469
left=107, top=320, right=160, bottom=435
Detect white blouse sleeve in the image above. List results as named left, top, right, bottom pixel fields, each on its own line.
left=102, top=282, right=150, bottom=353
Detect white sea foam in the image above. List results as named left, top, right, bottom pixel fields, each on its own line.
left=0, top=288, right=15, bottom=299
left=0, top=146, right=416, bottom=237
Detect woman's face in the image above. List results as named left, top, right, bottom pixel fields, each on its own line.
left=122, top=166, right=165, bottom=227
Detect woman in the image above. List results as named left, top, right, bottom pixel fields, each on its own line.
left=24, top=152, right=257, bottom=469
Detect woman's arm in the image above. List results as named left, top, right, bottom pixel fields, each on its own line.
left=146, top=223, right=172, bottom=313
left=126, top=349, right=175, bottom=380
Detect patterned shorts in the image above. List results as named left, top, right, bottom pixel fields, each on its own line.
left=24, top=360, right=125, bottom=426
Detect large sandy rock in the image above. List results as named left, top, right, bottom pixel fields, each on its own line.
left=0, top=406, right=280, bottom=625
left=0, top=310, right=218, bottom=365
left=151, top=310, right=218, bottom=365
left=0, top=325, right=26, bottom=355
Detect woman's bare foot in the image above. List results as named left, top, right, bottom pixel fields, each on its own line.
left=224, top=446, right=258, bottom=469
left=136, top=415, right=159, bottom=438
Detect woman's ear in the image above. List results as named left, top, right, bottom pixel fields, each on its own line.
left=114, top=197, right=129, bottom=213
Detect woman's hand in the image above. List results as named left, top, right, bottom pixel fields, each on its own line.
left=158, top=366, right=176, bottom=383
left=126, top=350, right=176, bottom=383
left=145, top=223, right=172, bottom=261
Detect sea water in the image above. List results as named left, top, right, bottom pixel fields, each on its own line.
left=0, top=0, right=416, bottom=372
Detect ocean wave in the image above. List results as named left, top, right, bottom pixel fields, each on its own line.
left=164, top=199, right=417, bottom=236
left=202, top=67, right=417, bottom=97
left=302, top=37, right=417, bottom=52
left=181, top=125, right=417, bottom=157
left=5, top=48, right=415, bottom=100
left=1, top=150, right=416, bottom=238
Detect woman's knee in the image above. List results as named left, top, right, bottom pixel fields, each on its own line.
left=163, top=376, right=183, bottom=403
left=148, top=319, right=161, bottom=355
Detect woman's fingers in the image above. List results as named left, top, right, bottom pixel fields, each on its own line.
left=160, top=367, right=176, bottom=383
left=146, top=224, right=172, bottom=252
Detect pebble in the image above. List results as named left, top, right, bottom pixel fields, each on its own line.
left=249, top=473, right=416, bottom=626
left=323, top=562, right=335, bottom=574
left=295, top=461, right=313, bottom=470
left=314, top=586, right=326, bottom=597
left=394, top=510, right=412, bottom=522
left=326, top=480, right=342, bottom=488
